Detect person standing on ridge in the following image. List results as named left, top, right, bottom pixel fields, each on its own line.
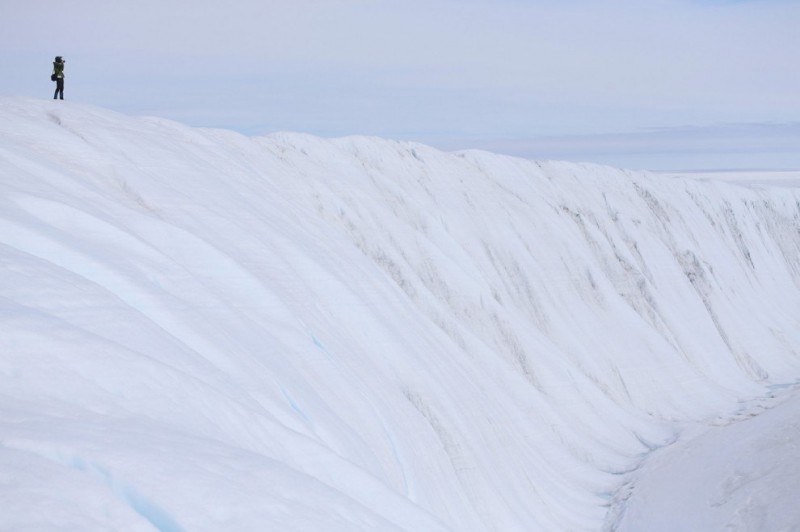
left=52, top=56, right=65, bottom=100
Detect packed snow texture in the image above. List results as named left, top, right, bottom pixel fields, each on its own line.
left=615, top=387, right=800, bottom=531
left=1, top=98, right=799, bottom=531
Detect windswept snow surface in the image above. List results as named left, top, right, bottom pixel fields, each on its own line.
left=1, top=98, right=799, bottom=531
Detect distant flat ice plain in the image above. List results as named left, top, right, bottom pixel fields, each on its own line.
left=662, top=169, right=800, bottom=189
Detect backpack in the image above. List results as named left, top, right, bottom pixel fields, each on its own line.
left=52, top=57, right=64, bottom=81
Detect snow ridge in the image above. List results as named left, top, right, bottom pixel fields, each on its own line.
left=1, top=98, right=799, bottom=530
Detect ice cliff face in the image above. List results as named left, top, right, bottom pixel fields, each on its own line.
left=1, top=98, right=799, bottom=530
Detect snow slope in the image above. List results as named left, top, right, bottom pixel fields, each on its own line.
left=615, top=386, right=800, bottom=531
left=1, top=98, right=799, bottom=530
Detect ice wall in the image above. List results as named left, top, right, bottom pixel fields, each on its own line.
left=1, top=98, right=799, bottom=530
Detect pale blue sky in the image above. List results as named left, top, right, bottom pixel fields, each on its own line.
left=2, top=0, right=798, bottom=170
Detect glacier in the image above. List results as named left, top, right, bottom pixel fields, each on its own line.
left=1, top=97, right=799, bottom=530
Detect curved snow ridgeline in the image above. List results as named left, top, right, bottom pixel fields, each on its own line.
left=1, top=98, right=799, bottom=531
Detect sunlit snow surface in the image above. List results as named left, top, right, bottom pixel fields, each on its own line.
left=1, top=98, right=799, bottom=531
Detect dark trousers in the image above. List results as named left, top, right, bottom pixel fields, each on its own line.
left=54, top=78, right=64, bottom=100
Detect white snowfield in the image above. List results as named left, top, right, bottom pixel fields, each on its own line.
left=1, top=97, right=799, bottom=531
